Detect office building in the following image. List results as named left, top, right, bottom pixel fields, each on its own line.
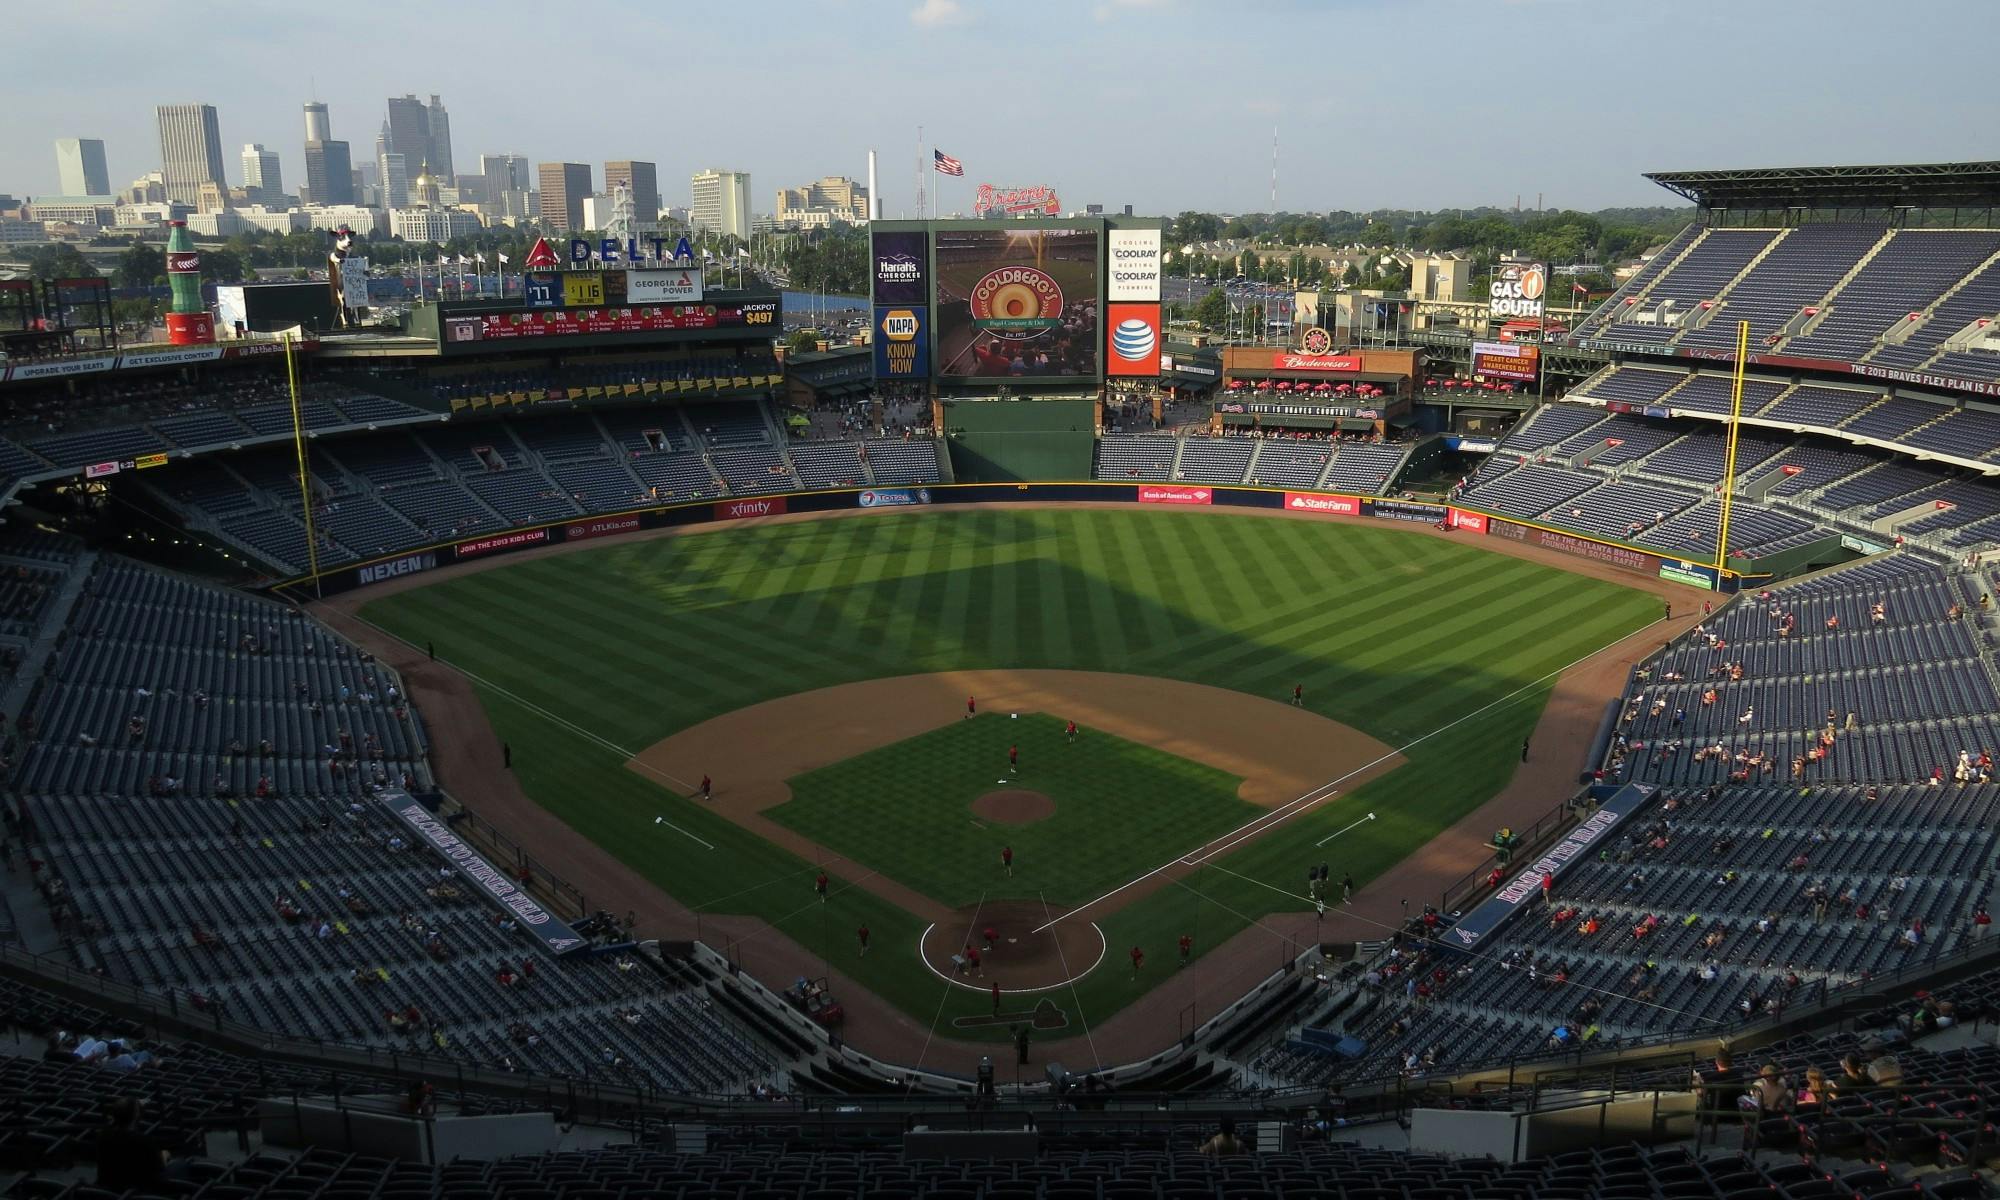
left=479, top=154, right=531, bottom=219
left=155, top=103, right=226, bottom=208
left=240, top=144, right=281, bottom=196
left=425, top=96, right=453, bottom=180
left=604, top=160, right=659, bottom=222
left=390, top=207, right=481, bottom=243
left=379, top=151, right=410, bottom=210
left=537, top=162, right=590, bottom=233
left=384, top=93, right=452, bottom=183
left=775, top=175, right=868, bottom=226
left=303, top=139, right=354, bottom=206
left=54, top=139, right=110, bottom=197
left=691, top=168, right=751, bottom=239
left=303, top=101, right=331, bottom=143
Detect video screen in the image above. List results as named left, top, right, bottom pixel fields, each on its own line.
left=933, top=227, right=1099, bottom=379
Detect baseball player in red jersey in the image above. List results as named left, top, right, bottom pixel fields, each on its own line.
left=1001, top=846, right=1013, bottom=876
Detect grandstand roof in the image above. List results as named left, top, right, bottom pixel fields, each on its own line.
left=1645, top=160, right=2000, bottom=210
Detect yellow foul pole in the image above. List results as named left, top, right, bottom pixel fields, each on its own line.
left=1713, top=319, right=1749, bottom=580
left=284, top=334, right=324, bottom=598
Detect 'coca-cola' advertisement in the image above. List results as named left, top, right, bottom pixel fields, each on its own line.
left=1136, top=485, right=1213, bottom=505
left=1447, top=507, right=1489, bottom=533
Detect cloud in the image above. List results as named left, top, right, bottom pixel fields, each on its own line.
left=910, top=0, right=969, bottom=26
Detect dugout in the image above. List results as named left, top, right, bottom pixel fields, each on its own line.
left=940, top=396, right=1097, bottom=482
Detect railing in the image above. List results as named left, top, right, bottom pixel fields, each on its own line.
left=1438, top=793, right=1585, bottom=915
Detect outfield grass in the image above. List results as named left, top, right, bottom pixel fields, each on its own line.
left=770, top=712, right=1257, bottom=910
left=359, top=508, right=1660, bottom=1038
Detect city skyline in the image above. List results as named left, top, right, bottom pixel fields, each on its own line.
left=1, top=0, right=1991, bottom=216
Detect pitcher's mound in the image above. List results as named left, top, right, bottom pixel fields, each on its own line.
left=972, top=789, right=1055, bottom=825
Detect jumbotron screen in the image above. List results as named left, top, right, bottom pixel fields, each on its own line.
left=932, top=227, right=1100, bottom=379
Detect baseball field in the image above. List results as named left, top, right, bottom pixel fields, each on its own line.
left=354, top=506, right=1661, bottom=1046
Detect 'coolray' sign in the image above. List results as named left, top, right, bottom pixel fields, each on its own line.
left=385, top=794, right=588, bottom=956
left=1106, top=228, right=1163, bottom=302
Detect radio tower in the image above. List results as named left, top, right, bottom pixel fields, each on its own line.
left=1270, top=126, right=1279, bottom=213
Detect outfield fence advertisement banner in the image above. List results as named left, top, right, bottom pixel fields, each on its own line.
left=1371, top=499, right=1447, bottom=524
left=1489, top=517, right=1661, bottom=575
left=858, top=488, right=932, bottom=508
left=1283, top=492, right=1361, bottom=516
left=1138, top=485, right=1213, bottom=505
left=1446, top=507, right=1489, bottom=533
left=564, top=515, right=642, bottom=542
left=1660, top=560, right=1718, bottom=590
left=357, top=551, right=438, bottom=585
left=717, top=496, right=787, bottom=520
left=1445, top=785, right=1654, bottom=951
left=384, top=794, right=588, bottom=956
left=457, top=529, right=549, bottom=559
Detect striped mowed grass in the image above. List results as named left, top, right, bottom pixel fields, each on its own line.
left=360, top=508, right=1658, bottom=1031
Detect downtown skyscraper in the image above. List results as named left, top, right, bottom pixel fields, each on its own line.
left=155, top=103, right=226, bottom=207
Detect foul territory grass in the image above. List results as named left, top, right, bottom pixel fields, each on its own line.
left=770, top=713, right=1258, bottom=910
left=359, top=507, right=1661, bottom=1040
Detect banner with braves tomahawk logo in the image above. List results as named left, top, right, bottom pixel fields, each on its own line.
left=1445, top=785, right=1653, bottom=951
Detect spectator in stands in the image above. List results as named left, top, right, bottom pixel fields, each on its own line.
left=95, top=1099, right=172, bottom=1192
left=1198, top=1118, right=1245, bottom=1156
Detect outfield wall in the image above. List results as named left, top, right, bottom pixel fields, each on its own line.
left=282, top=480, right=1802, bottom=602
left=939, top=398, right=1097, bottom=483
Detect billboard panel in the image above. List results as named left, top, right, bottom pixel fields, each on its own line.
left=562, top=273, right=607, bottom=308
left=1137, top=485, right=1212, bottom=505
left=1106, top=228, right=1162, bottom=302
left=1283, top=492, right=1360, bottom=516
left=1471, top=341, right=1540, bottom=382
left=1270, top=352, right=1361, bottom=373
left=1105, top=303, right=1161, bottom=376
left=627, top=268, right=703, bottom=304
left=470, top=300, right=777, bottom=340
left=933, top=226, right=1100, bottom=379
left=1489, top=259, right=1547, bottom=322
left=871, top=230, right=929, bottom=305
left=874, top=306, right=930, bottom=379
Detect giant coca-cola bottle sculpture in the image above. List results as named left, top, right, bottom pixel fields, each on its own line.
left=164, top=220, right=215, bottom=344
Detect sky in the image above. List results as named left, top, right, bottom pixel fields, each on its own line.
left=0, top=0, right=1990, bottom=216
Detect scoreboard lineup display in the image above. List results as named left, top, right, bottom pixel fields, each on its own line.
left=869, top=217, right=1165, bottom=386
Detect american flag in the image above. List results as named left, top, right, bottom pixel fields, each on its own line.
left=933, top=149, right=963, bottom=177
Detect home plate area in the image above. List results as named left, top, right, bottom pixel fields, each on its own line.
left=919, top=899, right=1106, bottom=1017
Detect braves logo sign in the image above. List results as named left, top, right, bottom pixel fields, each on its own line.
left=1298, top=326, right=1334, bottom=356
left=970, top=266, right=1065, bottom=339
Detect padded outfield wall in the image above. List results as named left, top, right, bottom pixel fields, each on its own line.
left=939, top=397, right=1097, bottom=482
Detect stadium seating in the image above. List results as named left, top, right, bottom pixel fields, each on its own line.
left=1580, top=221, right=2000, bottom=380
left=2, top=545, right=792, bottom=1099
